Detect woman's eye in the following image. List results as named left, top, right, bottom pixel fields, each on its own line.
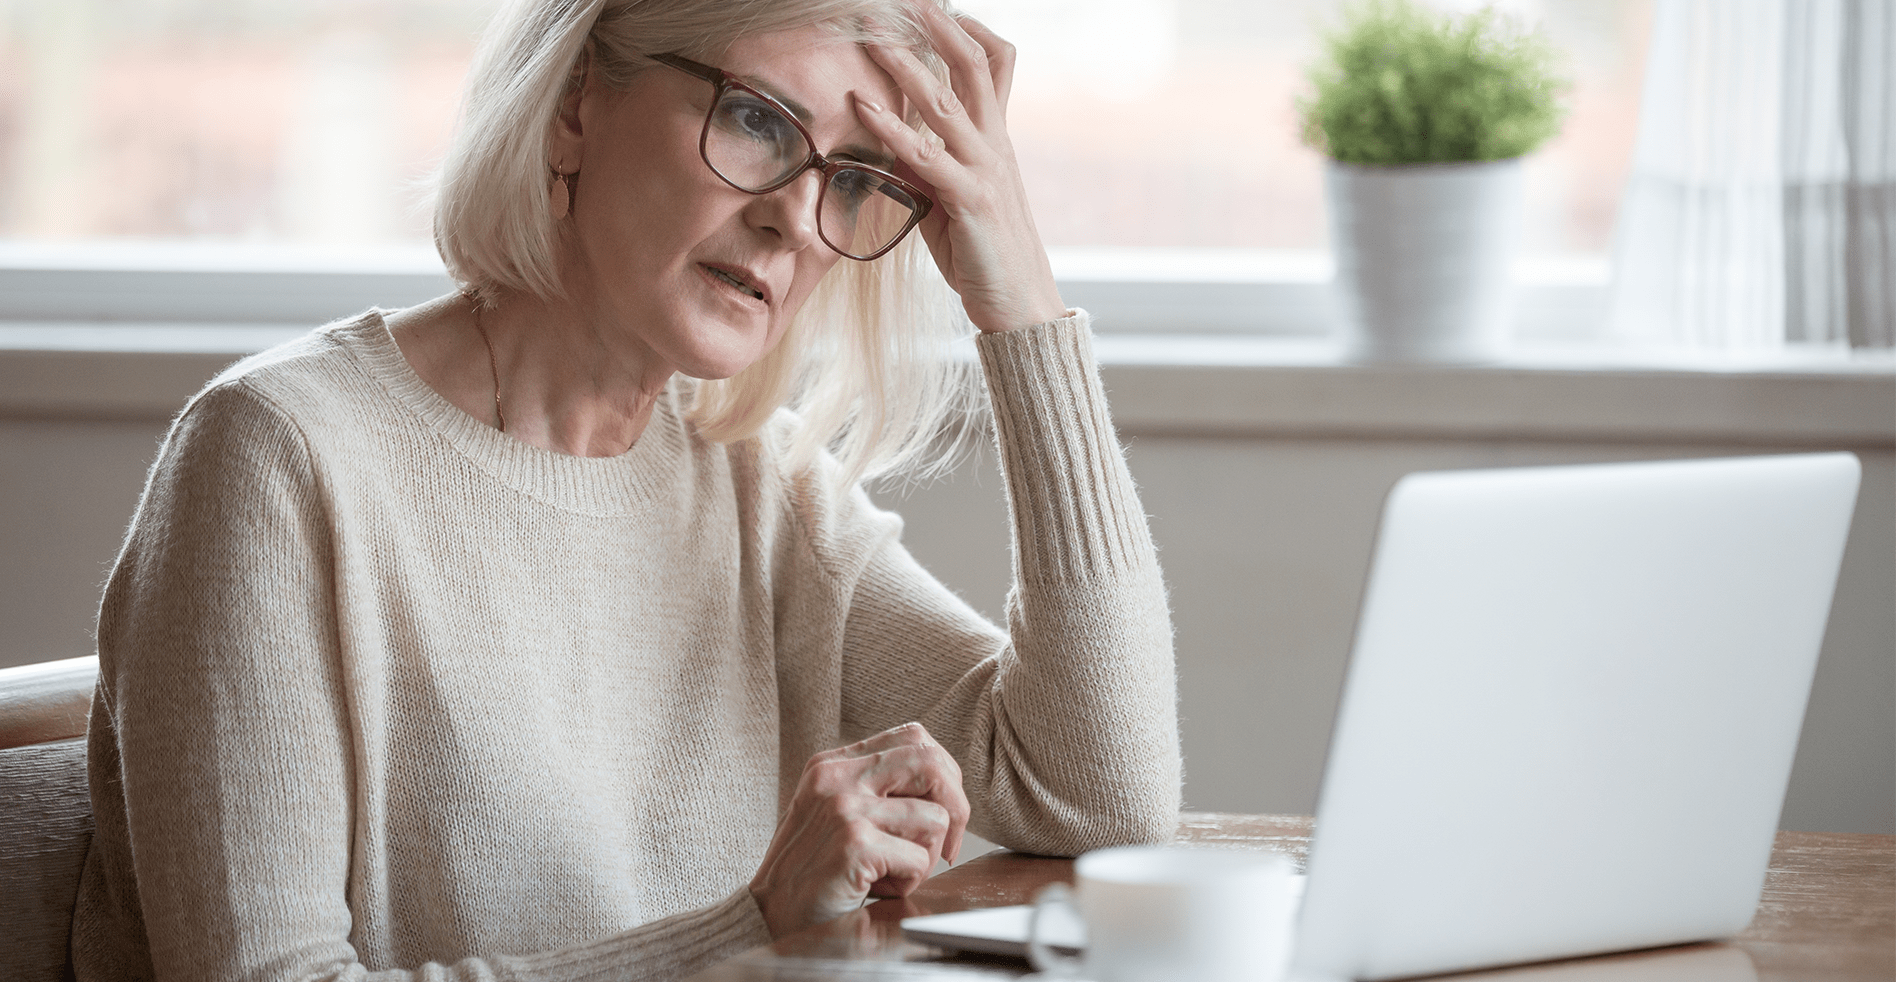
left=828, top=168, right=876, bottom=208
left=718, top=97, right=793, bottom=145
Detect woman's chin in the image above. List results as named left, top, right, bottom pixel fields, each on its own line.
left=673, top=337, right=774, bottom=382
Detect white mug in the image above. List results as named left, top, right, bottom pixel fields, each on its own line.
left=1027, top=844, right=1297, bottom=982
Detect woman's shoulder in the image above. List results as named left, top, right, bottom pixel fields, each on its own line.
left=188, top=311, right=384, bottom=420
left=143, top=312, right=415, bottom=494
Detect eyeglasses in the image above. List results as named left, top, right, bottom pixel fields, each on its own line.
left=650, top=53, right=933, bottom=262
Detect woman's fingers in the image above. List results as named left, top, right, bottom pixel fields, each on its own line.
left=854, top=96, right=952, bottom=201
left=860, top=9, right=1067, bottom=333
left=911, top=1, right=999, bottom=128
left=861, top=742, right=969, bottom=864
left=813, top=721, right=945, bottom=771
left=754, top=798, right=938, bottom=928
left=956, top=13, right=1017, bottom=113
left=749, top=724, right=973, bottom=936
left=782, top=793, right=946, bottom=893
left=806, top=725, right=968, bottom=864
left=853, top=85, right=980, bottom=284
left=863, top=42, right=987, bottom=169
left=809, top=720, right=931, bottom=768
left=848, top=721, right=936, bottom=758
left=860, top=795, right=954, bottom=896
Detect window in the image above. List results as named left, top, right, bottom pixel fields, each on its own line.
left=0, top=0, right=1653, bottom=337
left=0, top=0, right=485, bottom=243
left=964, top=0, right=1651, bottom=257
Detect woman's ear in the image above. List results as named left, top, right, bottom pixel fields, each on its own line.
left=548, top=44, right=593, bottom=171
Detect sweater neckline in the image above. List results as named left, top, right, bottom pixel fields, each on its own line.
left=336, top=309, right=693, bottom=517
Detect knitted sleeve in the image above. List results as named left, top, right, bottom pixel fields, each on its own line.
left=83, top=381, right=767, bottom=982
left=834, top=311, right=1182, bottom=856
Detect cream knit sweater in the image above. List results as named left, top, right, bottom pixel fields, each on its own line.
left=74, top=309, right=1180, bottom=982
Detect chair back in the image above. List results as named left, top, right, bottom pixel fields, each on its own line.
left=1, top=656, right=100, bottom=982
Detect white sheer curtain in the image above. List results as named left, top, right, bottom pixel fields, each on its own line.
left=1610, top=0, right=1893, bottom=350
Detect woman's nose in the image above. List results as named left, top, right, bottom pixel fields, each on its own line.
left=747, top=170, right=824, bottom=252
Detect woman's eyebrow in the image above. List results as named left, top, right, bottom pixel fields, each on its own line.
left=734, top=74, right=815, bottom=126
left=735, top=73, right=896, bottom=169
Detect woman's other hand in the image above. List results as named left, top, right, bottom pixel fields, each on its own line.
left=856, top=4, right=1067, bottom=334
left=748, top=722, right=971, bottom=936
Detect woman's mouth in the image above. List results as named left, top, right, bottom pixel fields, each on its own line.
left=703, top=264, right=765, bottom=302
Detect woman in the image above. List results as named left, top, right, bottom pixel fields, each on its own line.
left=74, top=0, right=1180, bottom=979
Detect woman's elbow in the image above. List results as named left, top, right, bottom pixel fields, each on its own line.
left=1000, top=776, right=1182, bottom=857
left=1085, top=781, right=1183, bottom=849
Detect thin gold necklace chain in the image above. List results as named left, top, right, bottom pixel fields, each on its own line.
left=470, top=298, right=506, bottom=433
left=466, top=296, right=639, bottom=455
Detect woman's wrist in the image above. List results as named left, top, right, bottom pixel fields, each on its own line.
left=973, top=286, right=1070, bottom=334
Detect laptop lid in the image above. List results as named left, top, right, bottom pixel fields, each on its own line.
left=1291, top=453, right=1860, bottom=981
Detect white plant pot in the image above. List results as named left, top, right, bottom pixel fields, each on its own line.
left=1325, top=158, right=1524, bottom=363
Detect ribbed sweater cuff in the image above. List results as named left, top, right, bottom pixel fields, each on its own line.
left=501, top=887, right=771, bottom=982
left=977, top=310, right=1157, bottom=584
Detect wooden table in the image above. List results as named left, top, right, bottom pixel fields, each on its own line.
left=683, top=813, right=1895, bottom=982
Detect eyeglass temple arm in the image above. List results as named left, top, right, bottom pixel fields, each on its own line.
left=649, top=53, right=725, bottom=86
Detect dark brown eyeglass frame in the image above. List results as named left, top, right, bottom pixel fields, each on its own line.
left=649, top=52, right=933, bottom=261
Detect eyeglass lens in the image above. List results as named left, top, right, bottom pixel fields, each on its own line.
left=705, top=86, right=920, bottom=260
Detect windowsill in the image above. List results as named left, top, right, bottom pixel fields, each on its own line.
left=1, top=241, right=1888, bottom=444
left=1091, top=334, right=1895, bottom=374
left=3, top=324, right=1889, bottom=448
left=1089, top=335, right=1894, bottom=446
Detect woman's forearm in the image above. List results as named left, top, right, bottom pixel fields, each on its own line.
left=839, top=311, right=1182, bottom=856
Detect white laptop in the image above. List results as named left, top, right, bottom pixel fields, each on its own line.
left=904, top=452, right=1861, bottom=980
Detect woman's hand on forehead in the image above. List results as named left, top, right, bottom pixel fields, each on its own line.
left=854, top=2, right=1066, bottom=333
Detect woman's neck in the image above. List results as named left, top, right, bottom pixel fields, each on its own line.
left=388, top=290, right=674, bottom=458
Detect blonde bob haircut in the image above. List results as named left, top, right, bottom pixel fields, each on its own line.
left=434, top=0, right=980, bottom=486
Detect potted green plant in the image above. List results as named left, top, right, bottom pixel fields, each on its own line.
left=1301, top=0, right=1567, bottom=362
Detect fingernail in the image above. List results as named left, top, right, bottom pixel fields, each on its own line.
left=860, top=98, right=886, bottom=115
